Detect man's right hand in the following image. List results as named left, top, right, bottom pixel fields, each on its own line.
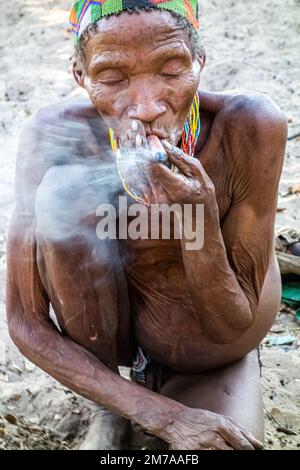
left=162, top=407, right=263, bottom=450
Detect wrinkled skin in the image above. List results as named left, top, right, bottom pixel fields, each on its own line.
left=6, top=10, right=287, bottom=450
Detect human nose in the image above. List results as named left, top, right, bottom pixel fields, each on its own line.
left=126, top=77, right=167, bottom=124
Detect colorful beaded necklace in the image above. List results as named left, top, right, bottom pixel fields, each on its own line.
left=109, top=92, right=201, bottom=205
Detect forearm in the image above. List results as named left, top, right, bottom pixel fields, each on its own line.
left=10, top=316, right=183, bottom=440
left=181, top=205, right=254, bottom=343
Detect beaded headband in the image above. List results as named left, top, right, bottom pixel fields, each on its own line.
left=70, top=0, right=200, bottom=44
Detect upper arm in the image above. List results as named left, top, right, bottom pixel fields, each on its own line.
left=6, top=212, right=50, bottom=342
left=7, top=111, right=52, bottom=337
left=220, top=94, right=287, bottom=311
left=7, top=98, right=103, bottom=337
left=7, top=106, right=63, bottom=337
left=14, top=98, right=101, bottom=216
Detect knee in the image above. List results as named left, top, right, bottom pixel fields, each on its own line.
left=35, top=164, right=98, bottom=241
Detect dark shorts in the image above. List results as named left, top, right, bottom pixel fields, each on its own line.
left=131, top=347, right=263, bottom=392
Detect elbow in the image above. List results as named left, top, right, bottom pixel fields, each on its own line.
left=8, top=314, right=57, bottom=367
left=7, top=316, right=35, bottom=359
left=8, top=319, right=27, bottom=355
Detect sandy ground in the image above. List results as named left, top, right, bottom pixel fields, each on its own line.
left=0, top=0, right=299, bottom=450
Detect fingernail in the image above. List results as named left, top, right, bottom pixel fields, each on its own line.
left=136, top=135, right=143, bottom=147
left=155, top=152, right=168, bottom=163
left=131, top=120, right=138, bottom=132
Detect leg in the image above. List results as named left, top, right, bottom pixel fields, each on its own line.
left=159, top=350, right=264, bottom=443
left=79, top=402, right=131, bottom=450
left=35, top=164, right=132, bottom=449
left=35, top=164, right=133, bottom=367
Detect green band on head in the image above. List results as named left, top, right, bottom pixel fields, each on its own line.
left=70, top=0, right=200, bottom=45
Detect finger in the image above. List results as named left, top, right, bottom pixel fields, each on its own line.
left=186, top=434, right=234, bottom=451
left=122, top=127, right=140, bottom=150
left=215, top=442, right=234, bottom=451
left=221, top=426, right=255, bottom=450
left=132, top=119, right=146, bottom=138
left=117, top=127, right=131, bottom=153
left=147, top=159, right=183, bottom=188
left=145, top=162, right=173, bottom=201
left=126, top=129, right=135, bottom=149
left=136, top=134, right=147, bottom=148
left=147, top=136, right=172, bottom=169
left=240, top=430, right=264, bottom=450
left=226, top=418, right=264, bottom=450
left=170, top=442, right=216, bottom=451
left=143, top=161, right=184, bottom=204
left=162, top=141, right=202, bottom=178
left=131, top=119, right=147, bottom=148
left=118, top=119, right=147, bottom=151
left=210, top=437, right=234, bottom=451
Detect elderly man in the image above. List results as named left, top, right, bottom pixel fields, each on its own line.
left=7, top=0, right=287, bottom=450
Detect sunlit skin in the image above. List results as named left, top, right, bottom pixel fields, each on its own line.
left=7, top=11, right=287, bottom=450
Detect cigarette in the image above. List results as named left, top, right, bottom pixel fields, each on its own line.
left=147, top=135, right=168, bottom=164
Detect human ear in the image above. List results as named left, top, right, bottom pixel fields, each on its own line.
left=73, top=60, right=86, bottom=88
left=197, top=47, right=206, bottom=71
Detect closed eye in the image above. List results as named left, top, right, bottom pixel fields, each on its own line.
left=161, top=72, right=182, bottom=78
left=160, top=58, right=188, bottom=78
left=94, top=67, right=127, bottom=85
left=100, top=79, right=126, bottom=85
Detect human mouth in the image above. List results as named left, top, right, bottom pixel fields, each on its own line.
left=145, top=130, right=169, bottom=140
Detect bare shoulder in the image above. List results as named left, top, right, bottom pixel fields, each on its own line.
left=15, top=96, right=105, bottom=214
left=226, top=93, right=287, bottom=184
left=200, top=91, right=287, bottom=210
left=221, top=92, right=287, bottom=140
left=23, top=95, right=106, bottom=151
left=200, top=91, right=287, bottom=172
left=32, top=95, right=99, bottom=125
left=18, top=96, right=105, bottom=173
left=201, top=90, right=286, bottom=126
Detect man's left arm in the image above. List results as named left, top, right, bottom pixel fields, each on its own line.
left=179, top=99, right=287, bottom=344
